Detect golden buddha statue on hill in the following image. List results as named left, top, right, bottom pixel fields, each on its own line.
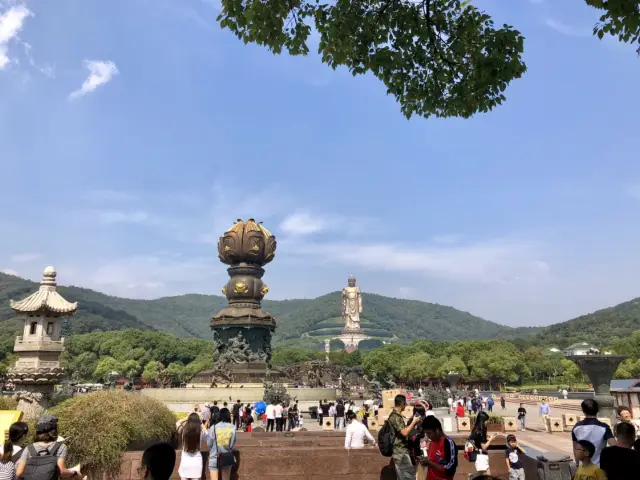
left=341, top=275, right=363, bottom=332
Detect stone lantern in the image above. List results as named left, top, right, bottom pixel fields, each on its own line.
left=566, top=353, right=628, bottom=420
left=7, top=266, right=77, bottom=418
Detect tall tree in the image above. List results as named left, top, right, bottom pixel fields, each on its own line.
left=218, top=0, right=526, bottom=119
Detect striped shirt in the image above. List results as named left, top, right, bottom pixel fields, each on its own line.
left=0, top=461, right=16, bottom=480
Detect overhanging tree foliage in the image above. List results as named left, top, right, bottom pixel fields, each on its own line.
left=218, top=0, right=640, bottom=120
left=218, top=0, right=527, bottom=119
left=586, top=0, right=640, bottom=51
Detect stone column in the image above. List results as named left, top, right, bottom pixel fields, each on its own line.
left=567, top=354, right=627, bottom=420
left=324, top=339, right=330, bottom=363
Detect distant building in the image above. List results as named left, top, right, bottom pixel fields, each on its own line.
left=563, top=342, right=595, bottom=356
left=611, top=379, right=640, bottom=418
left=549, top=347, right=561, bottom=353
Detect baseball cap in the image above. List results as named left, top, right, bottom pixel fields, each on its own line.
left=35, top=415, right=59, bottom=434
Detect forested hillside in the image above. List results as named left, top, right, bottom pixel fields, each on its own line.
left=3, top=271, right=640, bottom=357
left=0, top=272, right=522, bottom=347
left=531, top=298, right=640, bottom=348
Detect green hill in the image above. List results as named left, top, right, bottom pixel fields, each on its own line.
left=0, top=272, right=524, bottom=350
left=531, top=297, right=640, bottom=348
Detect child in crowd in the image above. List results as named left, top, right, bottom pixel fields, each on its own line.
left=574, top=440, right=605, bottom=480
left=504, top=434, right=525, bottom=480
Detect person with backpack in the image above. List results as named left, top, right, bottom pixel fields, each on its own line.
left=16, top=415, right=81, bottom=480
left=0, top=422, right=29, bottom=467
left=378, top=394, right=421, bottom=480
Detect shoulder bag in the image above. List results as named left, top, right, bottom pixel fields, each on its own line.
left=213, top=426, right=235, bottom=469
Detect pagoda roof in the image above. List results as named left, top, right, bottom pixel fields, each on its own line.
left=10, top=266, right=78, bottom=315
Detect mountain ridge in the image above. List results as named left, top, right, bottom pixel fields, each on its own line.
left=0, top=271, right=526, bottom=345
left=4, top=271, right=639, bottom=350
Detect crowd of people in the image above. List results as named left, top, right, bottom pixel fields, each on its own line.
left=317, top=399, right=374, bottom=429
left=3, top=390, right=640, bottom=480
left=194, top=398, right=306, bottom=433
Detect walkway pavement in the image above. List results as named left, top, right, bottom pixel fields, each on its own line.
left=299, top=401, right=578, bottom=457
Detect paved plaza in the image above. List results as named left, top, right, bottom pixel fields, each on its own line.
left=293, top=398, right=580, bottom=457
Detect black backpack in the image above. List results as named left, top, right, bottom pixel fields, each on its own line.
left=23, top=443, right=61, bottom=480
left=377, top=414, right=397, bottom=457
left=10, top=449, right=23, bottom=464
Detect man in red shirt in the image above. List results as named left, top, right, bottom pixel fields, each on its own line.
left=418, top=416, right=458, bottom=480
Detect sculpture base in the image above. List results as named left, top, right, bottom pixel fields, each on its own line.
left=13, top=384, right=54, bottom=420
left=194, top=362, right=285, bottom=385
left=337, top=331, right=370, bottom=353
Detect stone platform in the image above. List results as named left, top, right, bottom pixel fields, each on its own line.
left=118, top=431, right=513, bottom=480
left=139, top=387, right=337, bottom=413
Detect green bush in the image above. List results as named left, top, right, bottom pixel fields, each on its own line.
left=51, top=390, right=176, bottom=478
left=0, top=396, right=18, bottom=410
left=469, top=413, right=504, bottom=425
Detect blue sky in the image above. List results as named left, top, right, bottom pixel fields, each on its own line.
left=1, top=0, right=639, bottom=327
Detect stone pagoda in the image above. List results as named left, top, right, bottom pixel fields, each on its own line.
left=7, top=266, right=77, bottom=418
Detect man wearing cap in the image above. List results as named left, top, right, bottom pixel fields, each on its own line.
left=16, top=415, right=81, bottom=479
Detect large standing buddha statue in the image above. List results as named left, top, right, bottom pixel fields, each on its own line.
left=341, top=275, right=363, bottom=333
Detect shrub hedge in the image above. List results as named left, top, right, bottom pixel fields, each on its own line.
left=0, top=396, right=18, bottom=410
left=469, top=413, right=504, bottom=425
left=51, top=390, right=176, bottom=478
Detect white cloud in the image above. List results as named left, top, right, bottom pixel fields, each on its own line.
left=10, top=252, right=41, bottom=263
left=280, top=211, right=375, bottom=238
left=287, top=238, right=550, bottom=284
left=68, top=60, right=119, bottom=100
left=22, top=42, right=54, bottom=78
left=1, top=268, right=18, bottom=276
left=82, top=254, right=217, bottom=297
left=397, top=286, right=418, bottom=299
left=0, top=4, right=31, bottom=70
left=98, top=210, right=149, bottom=224
left=280, top=212, right=330, bottom=236
left=545, top=19, right=589, bottom=37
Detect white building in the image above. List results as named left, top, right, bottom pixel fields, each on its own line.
left=563, top=342, right=595, bottom=356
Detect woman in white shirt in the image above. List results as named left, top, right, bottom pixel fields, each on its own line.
left=344, top=411, right=375, bottom=449
left=178, top=413, right=208, bottom=480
